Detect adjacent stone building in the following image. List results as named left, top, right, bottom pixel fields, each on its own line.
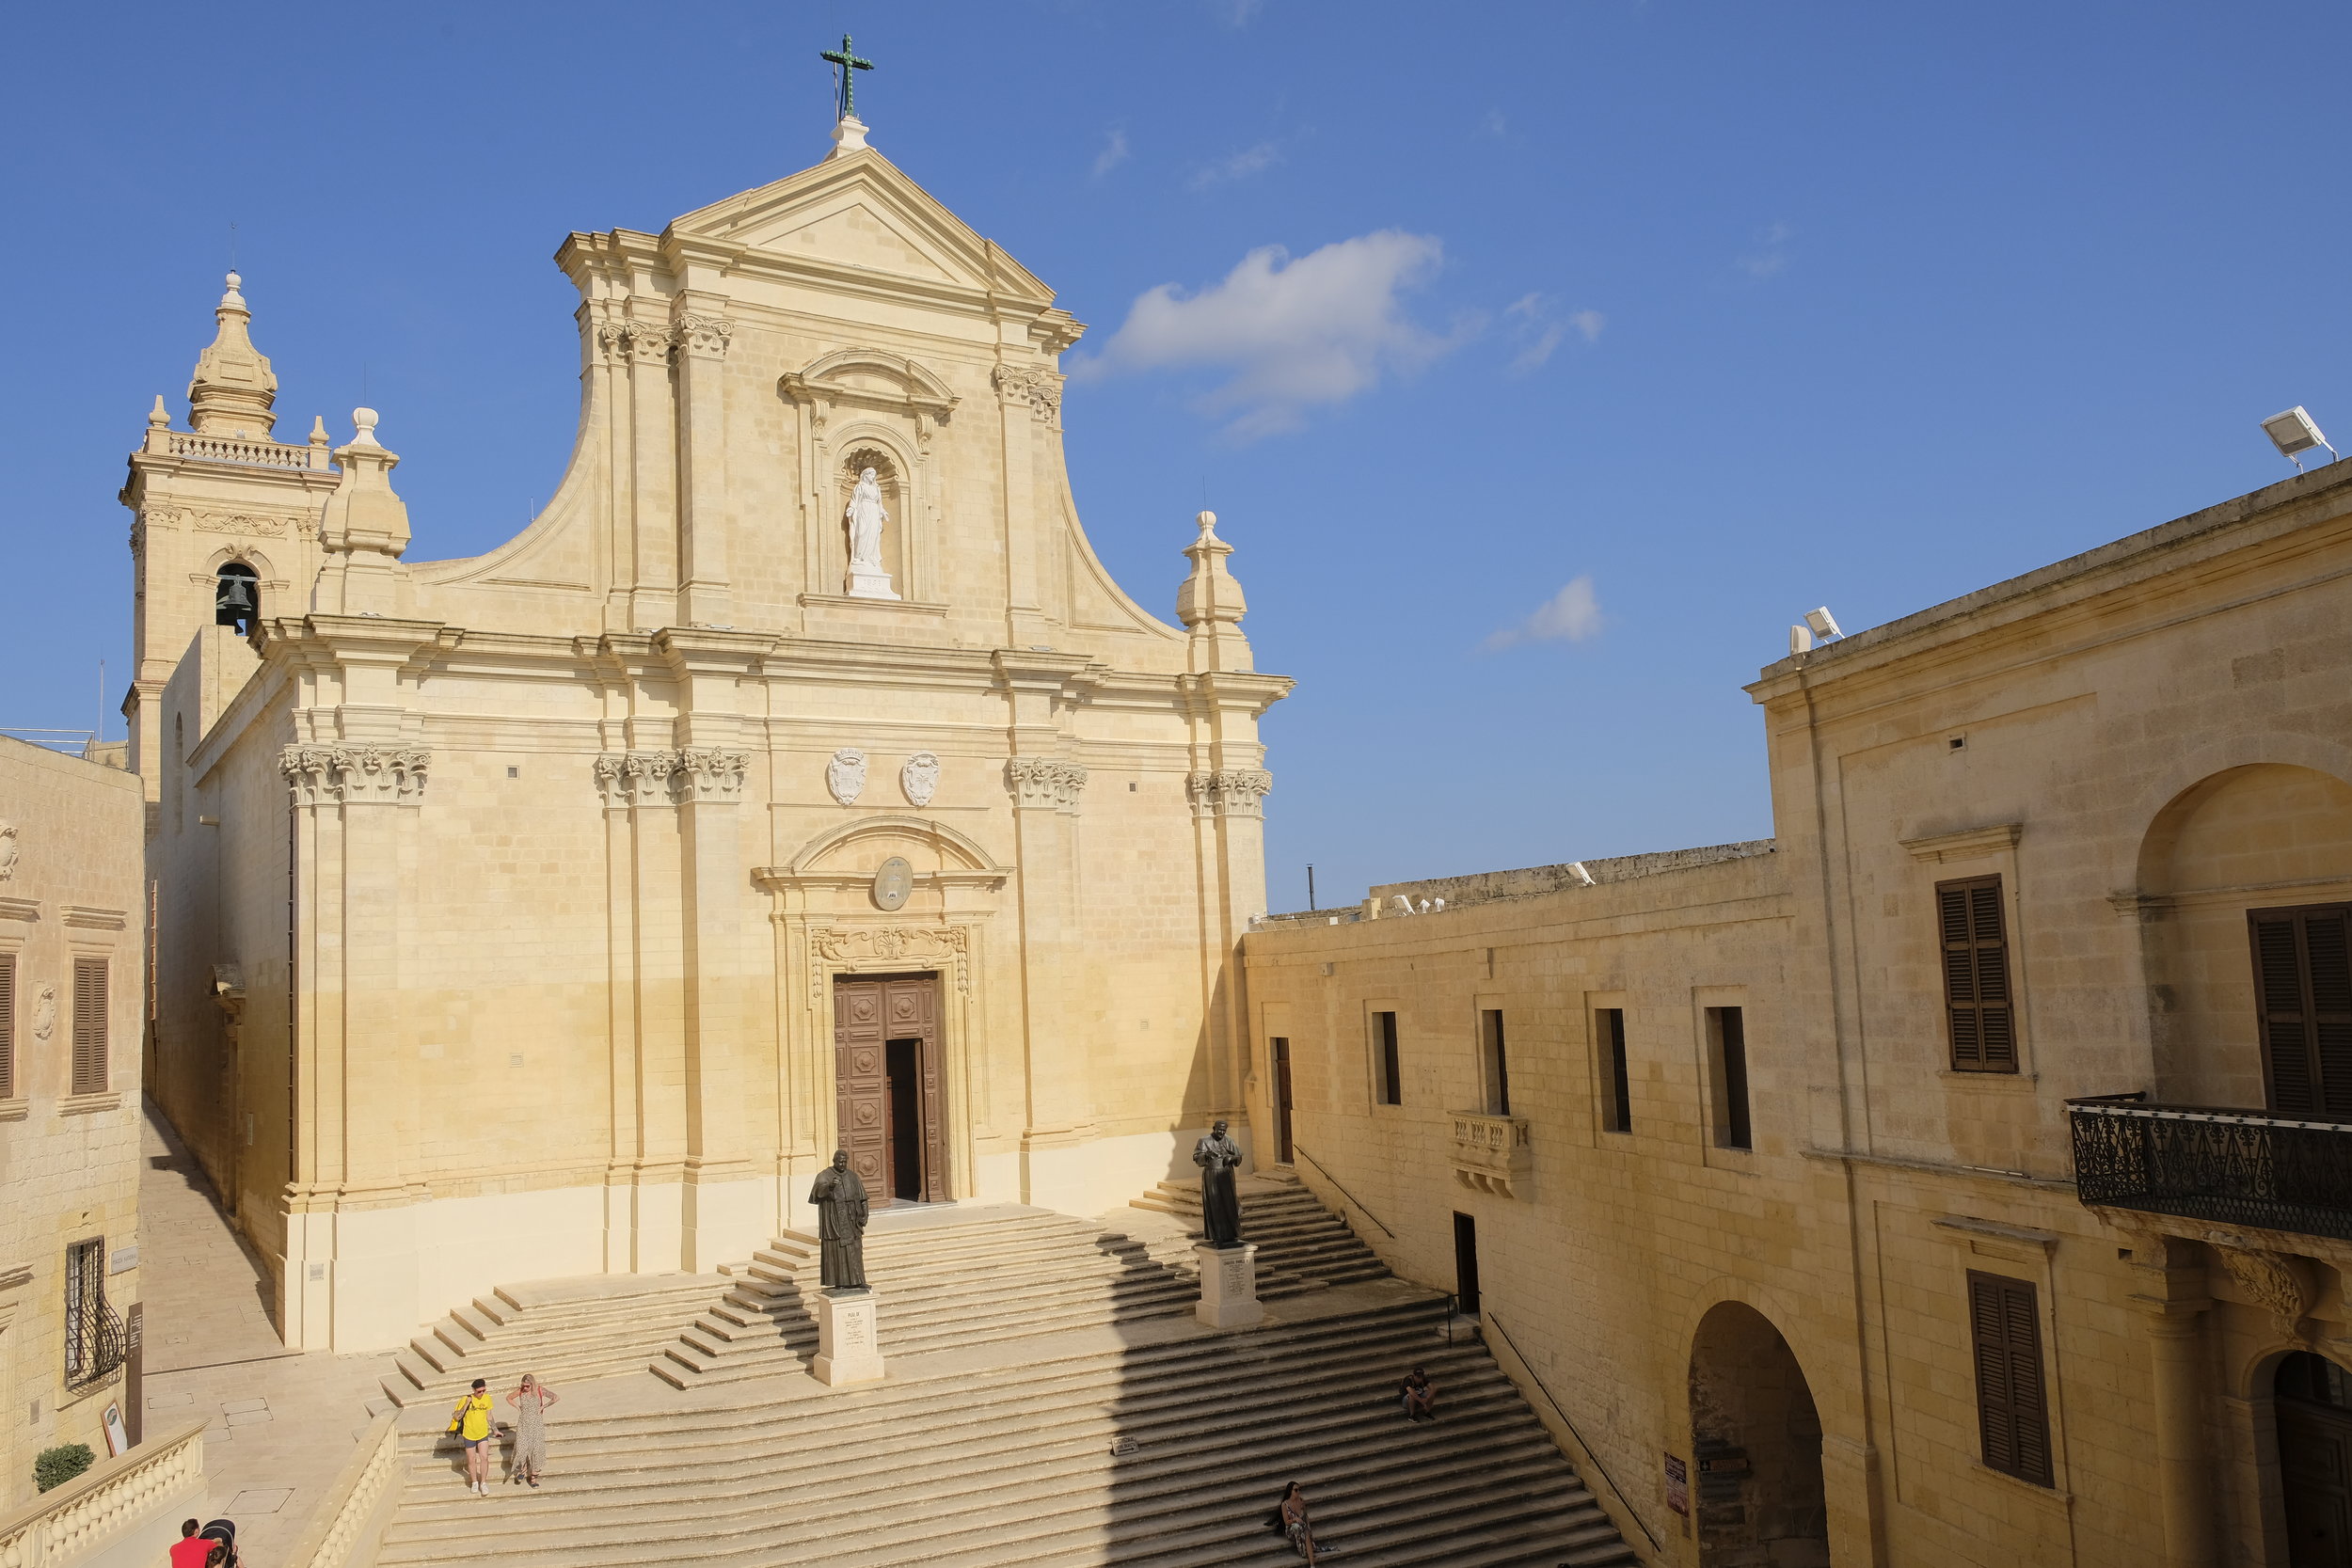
left=1243, top=459, right=2352, bottom=1565
left=0, top=737, right=147, bottom=1510
left=128, top=117, right=1285, bottom=1353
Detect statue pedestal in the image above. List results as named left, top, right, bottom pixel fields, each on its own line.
left=845, top=565, right=900, bottom=601
left=813, top=1288, right=885, bottom=1385
left=1194, top=1243, right=1263, bottom=1330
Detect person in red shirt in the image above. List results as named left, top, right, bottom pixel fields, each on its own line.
left=167, top=1520, right=211, bottom=1568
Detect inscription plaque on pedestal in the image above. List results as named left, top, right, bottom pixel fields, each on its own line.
left=814, top=1288, right=885, bottom=1386
left=1194, top=1241, right=1264, bottom=1329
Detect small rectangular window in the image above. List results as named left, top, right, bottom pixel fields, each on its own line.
left=1479, top=1009, right=1510, bottom=1116
left=1968, top=1270, right=2053, bottom=1486
left=0, top=952, right=14, bottom=1099
left=71, top=957, right=108, bottom=1096
left=1374, top=1011, right=1402, bottom=1106
left=1709, top=1006, right=1752, bottom=1150
left=1938, top=876, right=2016, bottom=1072
left=1598, top=1008, right=1631, bottom=1132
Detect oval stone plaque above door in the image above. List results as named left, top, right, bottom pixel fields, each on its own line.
left=872, top=856, right=913, bottom=911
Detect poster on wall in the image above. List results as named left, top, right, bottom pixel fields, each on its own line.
left=102, top=1402, right=131, bottom=1458
left=1663, top=1452, right=1689, bottom=1516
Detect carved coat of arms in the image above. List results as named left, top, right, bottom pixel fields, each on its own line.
left=826, top=749, right=867, bottom=806
left=900, top=752, right=940, bottom=807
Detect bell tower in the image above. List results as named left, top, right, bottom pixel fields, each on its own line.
left=119, top=274, right=340, bottom=833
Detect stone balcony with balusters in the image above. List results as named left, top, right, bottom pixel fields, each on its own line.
left=1452, top=1111, right=1533, bottom=1198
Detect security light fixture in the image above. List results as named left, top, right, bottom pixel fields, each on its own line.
left=1567, top=862, right=1597, bottom=888
left=1804, top=607, right=1843, bottom=641
left=1788, top=625, right=1814, bottom=656
left=2262, top=406, right=2339, bottom=470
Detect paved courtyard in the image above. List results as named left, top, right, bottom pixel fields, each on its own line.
left=137, top=1102, right=395, bottom=1565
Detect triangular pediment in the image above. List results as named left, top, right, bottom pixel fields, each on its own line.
left=669, top=149, right=1055, bottom=303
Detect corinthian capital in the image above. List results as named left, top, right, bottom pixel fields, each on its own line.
left=1006, top=756, right=1088, bottom=811
left=675, top=314, right=736, bottom=359
left=280, top=744, right=431, bottom=806
left=992, top=363, right=1063, bottom=423
left=1186, top=768, right=1273, bottom=818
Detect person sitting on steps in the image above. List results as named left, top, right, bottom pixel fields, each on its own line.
left=1400, top=1365, right=1438, bottom=1421
left=1263, top=1480, right=1321, bottom=1564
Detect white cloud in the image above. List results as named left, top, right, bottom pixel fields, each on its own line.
left=1188, top=141, right=1281, bottom=191
left=1485, top=576, right=1602, bottom=651
left=1092, top=127, right=1130, bottom=179
left=1078, top=230, right=1455, bottom=440
left=1504, top=293, right=1604, bottom=373
left=1737, top=220, right=1794, bottom=278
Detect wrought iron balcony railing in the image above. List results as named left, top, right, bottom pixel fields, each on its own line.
left=2068, top=1092, right=2352, bottom=1243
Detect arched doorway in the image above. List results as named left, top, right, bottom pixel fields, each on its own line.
left=1688, top=1302, right=1829, bottom=1567
left=2277, top=1351, right=2352, bottom=1565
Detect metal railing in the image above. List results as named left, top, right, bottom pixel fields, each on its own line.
left=2068, top=1091, right=2352, bottom=1242
left=1485, top=1311, right=1662, bottom=1558
left=1291, top=1144, right=1395, bottom=1238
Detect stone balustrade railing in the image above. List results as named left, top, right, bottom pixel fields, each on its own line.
left=146, top=427, right=334, bottom=472
left=281, top=1411, right=404, bottom=1568
left=0, top=1419, right=207, bottom=1568
left=1451, top=1111, right=1534, bottom=1198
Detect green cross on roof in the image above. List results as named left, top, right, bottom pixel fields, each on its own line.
left=820, top=34, right=874, bottom=121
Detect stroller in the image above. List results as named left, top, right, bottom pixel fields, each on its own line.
left=198, top=1519, right=238, bottom=1568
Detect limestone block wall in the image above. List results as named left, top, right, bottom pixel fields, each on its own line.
left=0, top=738, right=147, bottom=1513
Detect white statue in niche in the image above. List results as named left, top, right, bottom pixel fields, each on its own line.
left=843, top=467, right=900, bottom=600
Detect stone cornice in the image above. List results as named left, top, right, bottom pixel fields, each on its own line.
left=1900, top=823, right=2022, bottom=863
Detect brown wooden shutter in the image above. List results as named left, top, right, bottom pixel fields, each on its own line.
left=71, top=957, right=107, bottom=1097
left=2250, top=906, right=2352, bottom=1118
left=1939, top=877, right=2015, bottom=1071
left=1968, top=1269, right=2053, bottom=1486
left=0, top=952, right=14, bottom=1100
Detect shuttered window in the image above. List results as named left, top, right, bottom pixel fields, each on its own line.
left=1938, top=877, right=2016, bottom=1072
left=71, top=957, right=107, bottom=1097
left=2249, top=905, right=2352, bottom=1119
left=0, top=952, right=14, bottom=1100
left=1968, top=1270, right=2053, bottom=1486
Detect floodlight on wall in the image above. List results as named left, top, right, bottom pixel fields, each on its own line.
left=1804, top=607, right=1843, bottom=641
left=1788, top=625, right=1814, bottom=656
left=2262, top=406, right=2339, bottom=470
left=1567, top=862, right=1597, bottom=888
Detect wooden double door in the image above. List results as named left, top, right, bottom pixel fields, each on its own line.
left=833, top=973, right=948, bottom=1203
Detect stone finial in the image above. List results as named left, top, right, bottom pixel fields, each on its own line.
left=309, top=415, right=330, bottom=449
left=1177, top=510, right=1253, bottom=673
left=186, top=270, right=278, bottom=437
left=312, top=408, right=413, bottom=616
left=829, top=114, right=870, bottom=158
left=147, top=395, right=169, bottom=430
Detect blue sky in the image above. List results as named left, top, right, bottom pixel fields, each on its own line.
left=5, top=2, right=2345, bottom=905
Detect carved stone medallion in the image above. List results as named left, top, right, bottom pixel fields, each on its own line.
left=0, top=821, right=17, bottom=881
left=826, top=749, right=867, bottom=806
left=901, top=752, right=940, bottom=808
left=873, top=856, right=914, bottom=912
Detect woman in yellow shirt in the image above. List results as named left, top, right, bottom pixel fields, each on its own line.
left=448, top=1378, right=498, bottom=1496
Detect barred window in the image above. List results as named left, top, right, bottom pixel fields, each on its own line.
left=64, top=1237, right=123, bottom=1386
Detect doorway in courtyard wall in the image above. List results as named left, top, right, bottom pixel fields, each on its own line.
left=1688, top=1302, right=1829, bottom=1567
left=2277, top=1351, right=2352, bottom=1565
left=832, top=972, right=948, bottom=1203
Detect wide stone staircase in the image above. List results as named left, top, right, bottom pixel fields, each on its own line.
left=379, top=1273, right=724, bottom=1409
left=364, top=1183, right=1643, bottom=1567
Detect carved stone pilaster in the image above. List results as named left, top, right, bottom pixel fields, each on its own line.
left=992, top=364, right=1063, bottom=424
left=1186, top=768, right=1273, bottom=819
left=603, top=322, right=675, bottom=365
left=1007, top=757, right=1088, bottom=811
left=279, top=745, right=431, bottom=806
left=675, top=314, right=736, bottom=358
left=593, top=748, right=749, bottom=807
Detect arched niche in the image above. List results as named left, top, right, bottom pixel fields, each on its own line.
left=2136, top=764, right=2352, bottom=1107
left=779, top=352, right=955, bottom=606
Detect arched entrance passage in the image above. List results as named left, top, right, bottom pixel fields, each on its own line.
left=2277, top=1351, right=2352, bottom=1565
left=1688, top=1301, right=1829, bottom=1567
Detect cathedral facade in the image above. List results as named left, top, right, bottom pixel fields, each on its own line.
left=126, top=121, right=1286, bottom=1352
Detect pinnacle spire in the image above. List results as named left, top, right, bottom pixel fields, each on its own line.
left=186, top=270, right=278, bottom=437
